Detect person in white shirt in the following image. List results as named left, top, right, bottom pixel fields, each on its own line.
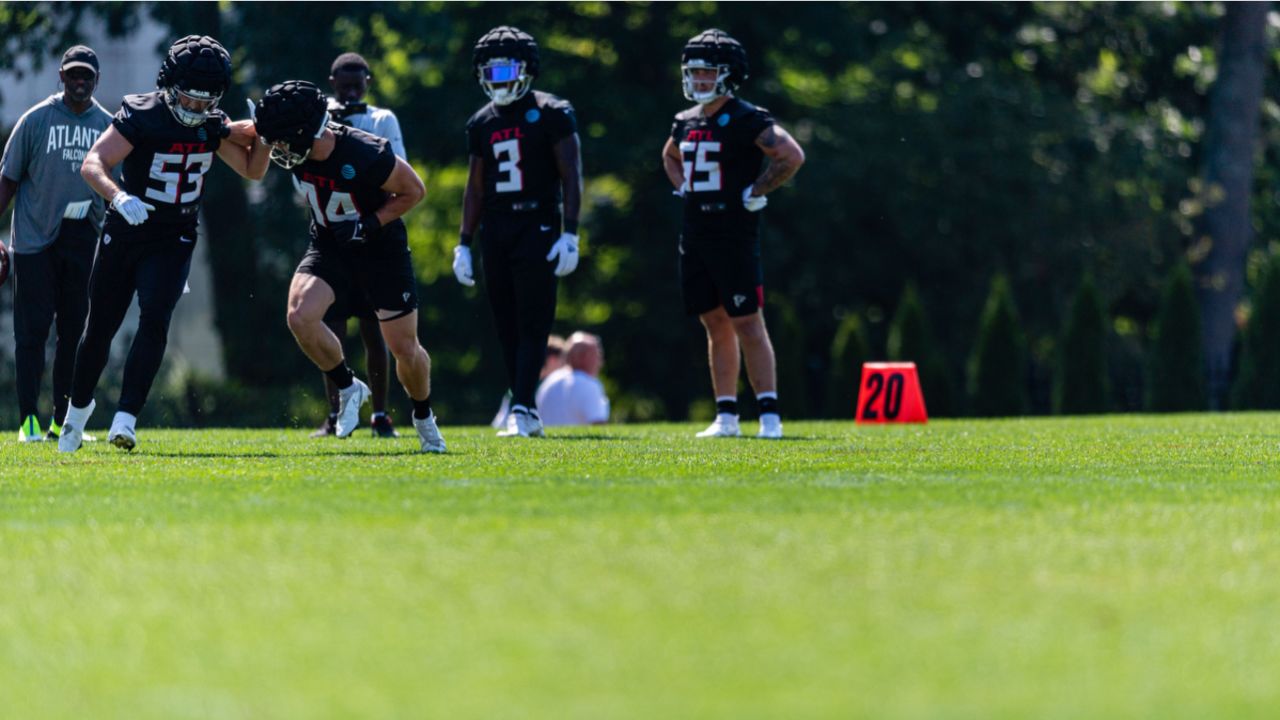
left=536, top=331, right=609, bottom=426
left=327, top=53, right=406, bottom=158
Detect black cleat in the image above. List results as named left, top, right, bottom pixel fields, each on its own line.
left=371, top=414, right=400, bottom=438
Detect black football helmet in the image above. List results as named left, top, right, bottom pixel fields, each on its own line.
left=681, top=29, right=749, bottom=104
left=472, top=26, right=539, bottom=106
left=254, top=80, right=330, bottom=169
left=157, top=35, right=232, bottom=127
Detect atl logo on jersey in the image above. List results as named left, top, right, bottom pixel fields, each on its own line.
left=489, top=126, right=525, bottom=145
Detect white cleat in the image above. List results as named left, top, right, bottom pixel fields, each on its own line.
left=497, top=410, right=545, bottom=438
left=107, top=412, right=138, bottom=452
left=413, top=414, right=447, bottom=454
left=335, top=378, right=371, bottom=438
left=58, top=400, right=96, bottom=453
left=757, top=413, right=784, bottom=440
left=696, top=413, right=742, bottom=438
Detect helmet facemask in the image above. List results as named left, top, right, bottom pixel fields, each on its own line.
left=682, top=59, right=732, bottom=105
left=478, top=57, right=532, bottom=106
left=165, top=86, right=222, bottom=127
left=265, top=110, right=329, bottom=169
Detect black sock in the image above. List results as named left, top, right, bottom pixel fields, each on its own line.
left=758, top=395, right=779, bottom=416
left=324, top=362, right=354, bottom=390
left=716, top=398, right=739, bottom=415
left=327, top=412, right=338, bottom=425
left=412, top=396, right=432, bottom=420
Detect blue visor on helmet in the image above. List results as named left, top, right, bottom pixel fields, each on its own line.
left=481, top=61, right=523, bottom=83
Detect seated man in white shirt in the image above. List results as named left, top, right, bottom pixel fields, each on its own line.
left=536, top=331, right=609, bottom=426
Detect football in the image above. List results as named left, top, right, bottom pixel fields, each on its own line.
left=0, top=241, right=9, bottom=288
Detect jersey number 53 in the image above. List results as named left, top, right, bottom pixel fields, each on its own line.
left=144, top=152, right=214, bottom=204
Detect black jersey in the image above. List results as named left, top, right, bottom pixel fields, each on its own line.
left=109, top=91, right=226, bottom=229
left=465, top=90, right=576, bottom=214
left=289, top=124, right=399, bottom=244
left=669, top=97, right=775, bottom=237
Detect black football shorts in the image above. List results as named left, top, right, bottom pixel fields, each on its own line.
left=296, top=222, right=419, bottom=321
left=678, top=232, right=764, bottom=317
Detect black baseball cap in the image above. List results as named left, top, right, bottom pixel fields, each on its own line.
left=330, top=52, right=370, bottom=76
left=61, top=45, right=99, bottom=74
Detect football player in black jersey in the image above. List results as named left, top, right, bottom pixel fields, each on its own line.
left=253, top=81, right=446, bottom=453
left=660, top=29, right=806, bottom=440
left=60, top=35, right=268, bottom=452
left=452, top=26, right=583, bottom=439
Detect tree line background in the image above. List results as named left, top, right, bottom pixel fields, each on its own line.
left=2, top=1, right=1280, bottom=425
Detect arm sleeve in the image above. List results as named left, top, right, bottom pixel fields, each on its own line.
left=380, top=112, right=406, bottom=160
left=547, top=102, right=577, bottom=143
left=0, top=114, right=31, bottom=182
left=367, top=141, right=397, bottom=188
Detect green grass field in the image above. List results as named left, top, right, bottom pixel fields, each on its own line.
left=2, top=415, right=1279, bottom=718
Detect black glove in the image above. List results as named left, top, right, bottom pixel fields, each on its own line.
left=332, top=213, right=382, bottom=244
left=205, top=110, right=231, bottom=139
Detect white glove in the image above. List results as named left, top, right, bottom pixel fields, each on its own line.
left=452, top=245, right=476, bottom=287
left=672, top=186, right=686, bottom=198
left=546, top=233, right=579, bottom=277
left=742, top=186, right=767, bottom=212
left=111, top=191, right=156, bottom=226
left=246, top=98, right=257, bottom=120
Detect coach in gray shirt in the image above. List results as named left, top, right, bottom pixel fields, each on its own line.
left=0, top=45, right=112, bottom=442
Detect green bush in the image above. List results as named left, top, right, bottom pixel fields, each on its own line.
left=1053, top=274, right=1110, bottom=414
left=1231, top=254, right=1280, bottom=409
left=825, top=312, right=869, bottom=419
left=967, top=275, right=1029, bottom=417
left=1147, top=263, right=1207, bottom=411
left=888, top=283, right=955, bottom=417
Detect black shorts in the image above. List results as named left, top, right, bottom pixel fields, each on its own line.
left=322, top=274, right=376, bottom=324
left=678, top=232, right=764, bottom=317
left=296, top=222, right=418, bottom=320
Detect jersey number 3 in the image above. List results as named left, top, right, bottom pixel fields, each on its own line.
left=679, top=141, right=721, bottom=193
left=145, top=152, right=214, bottom=204
left=493, top=139, right=523, bottom=193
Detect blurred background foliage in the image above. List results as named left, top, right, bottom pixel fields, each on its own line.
left=3, top=2, right=1280, bottom=424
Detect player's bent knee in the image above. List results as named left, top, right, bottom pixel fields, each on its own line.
left=386, top=337, right=422, bottom=362
left=286, top=306, right=319, bottom=334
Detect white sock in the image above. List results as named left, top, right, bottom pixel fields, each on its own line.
left=512, top=404, right=530, bottom=416
left=112, top=411, right=137, bottom=431
left=64, top=403, right=92, bottom=428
